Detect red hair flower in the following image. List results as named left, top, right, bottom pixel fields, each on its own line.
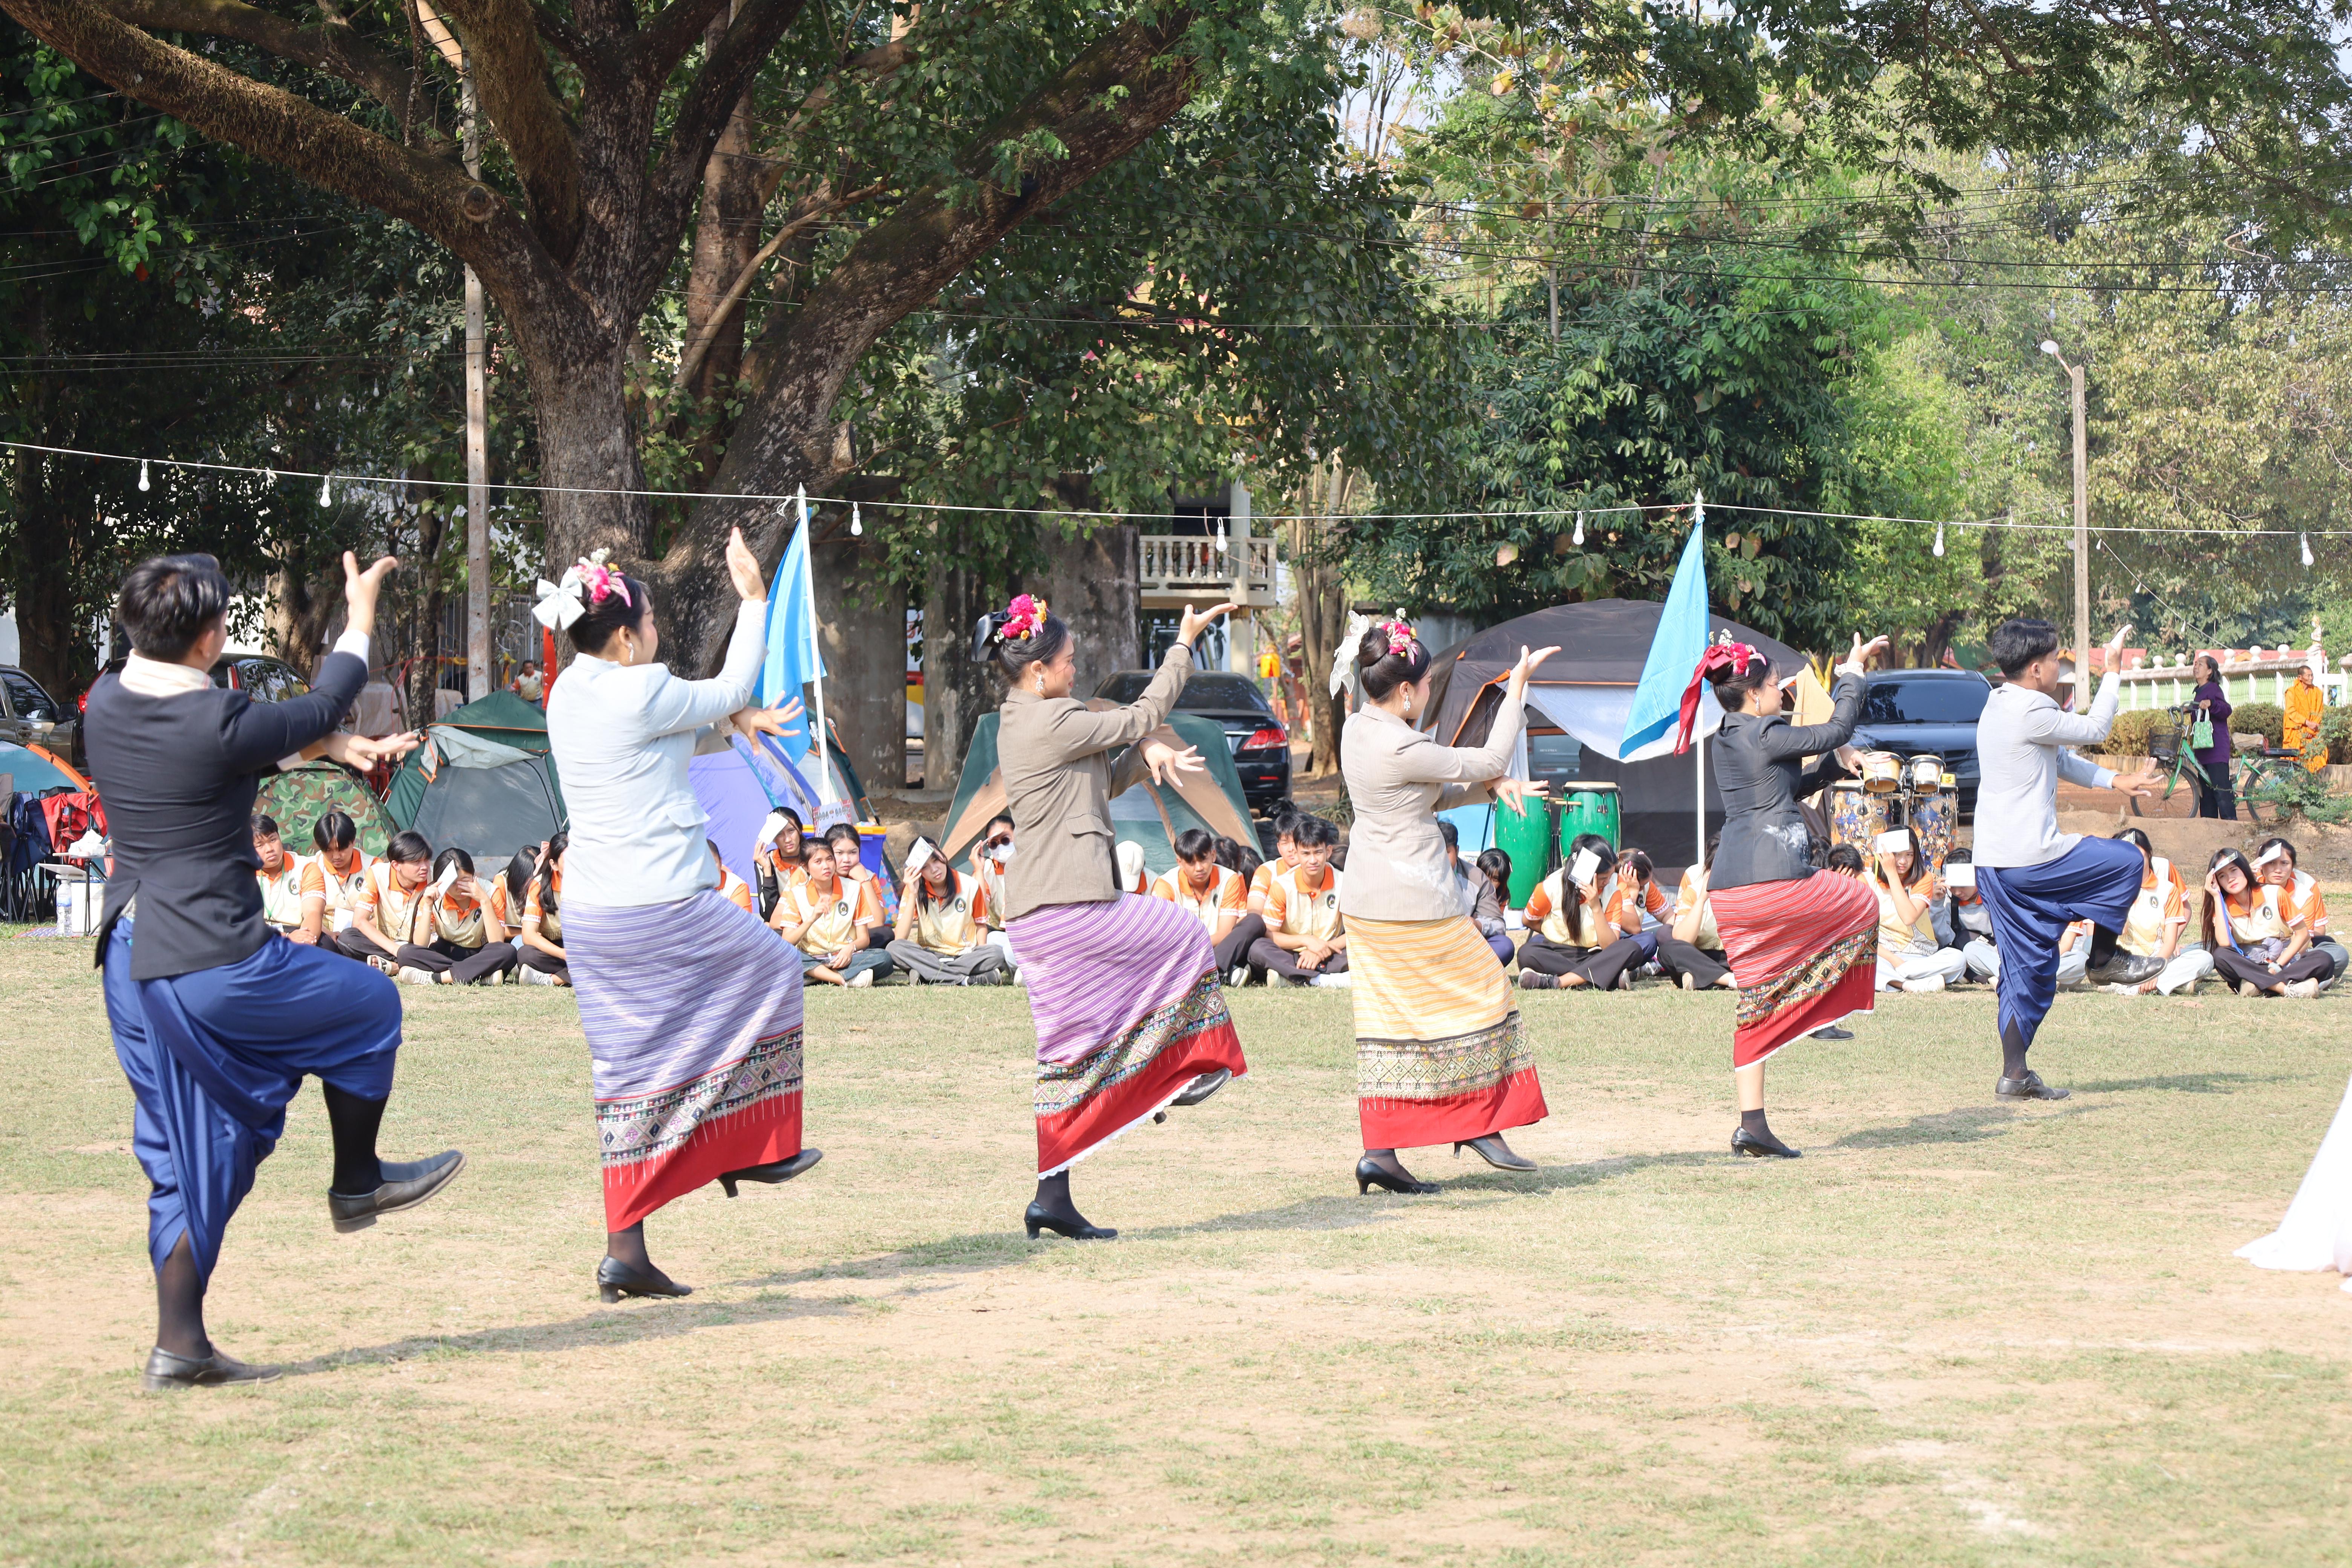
left=1002, top=593, right=1048, bottom=640
left=1378, top=616, right=1416, bottom=656
left=1672, top=636, right=1760, bottom=753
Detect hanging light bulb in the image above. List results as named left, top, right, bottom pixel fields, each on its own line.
left=137, top=459, right=150, bottom=492
left=2301, top=531, right=2314, bottom=569
left=850, top=502, right=863, bottom=538
left=1571, top=510, right=1584, bottom=546
left=318, top=473, right=333, bottom=507
left=1932, top=521, right=1946, bottom=558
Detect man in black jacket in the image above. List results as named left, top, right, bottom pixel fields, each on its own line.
left=87, top=550, right=461, bottom=1391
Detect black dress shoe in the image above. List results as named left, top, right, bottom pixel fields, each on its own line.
left=1156, top=1067, right=1234, bottom=1122
left=1355, top=1155, right=1440, bottom=1194
left=717, top=1148, right=823, bottom=1197
left=328, top=1150, right=465, bottom=1233
left=1995, top=1070, right=2070, bottom=1101
left=597, top=1256, right=693, bottom=1303
left=1808, top=1025, right=1854, bottom=1040
left=2084, top=953, right=2164, bottom=987
left=1024, top=1202, right=1116, bottom=1240
left=1731, top=1127, right=1802, bottom=1159
left=1454, top=1135, right=1537, bottom=1172
left=142, top=1346, right=282, bottom=1391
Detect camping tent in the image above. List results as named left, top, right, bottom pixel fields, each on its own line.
left=1426, top=599, right=1805, bottom=873
left=689, top=724, right=877, bottom=890
left=0, top=740, right=80, bottom=796
left=256, top=760, right=402, bottom=856
left=938, top=709, right=1256, bottom=882
left=384, top=692, right=567, bottom=867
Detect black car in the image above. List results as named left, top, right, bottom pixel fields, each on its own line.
left=1850, top=668, right=1993, bottom=813
left=0, top=664, right=76, bottom=760
left=1092, top=669, right=1292, bottom=815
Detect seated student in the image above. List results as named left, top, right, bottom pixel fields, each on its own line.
left=2207, top=844, right=2330, bottom=997
left=753, top=808, right=806, bottom=918
left=709, top=839, right=757, bottom=916
left=1517, top=830, right=1652, bottom=991
left=1470, top=847, right=1516, bottom=964
left=2099, top=827, right=2211, bottom=996
left=332, top=830, right=438, bottom=978
left=777, top=836, right=894, bottom=986
left=824, top=821, right=896, bottom=945
left=1115, top=838, right=1150, bottom=896
left=975, top=813, right=1019, bottom=970
left=251, top=813, right=323, bottom=945
left=1659, top=834, right=1735, bottom=991
left=1868, top=827, right=1966, bottom=992
left=1248, top=807, right=1302, bottom=916
left=2254, top=835, right=2344, bottom=986
left=397, top=847, right=520, bottom=985
left=516, top=831, right=571, bottom=986
left=1618, top=848, right=1673, bottom=932
left=1248, top=813, right=1349, bottom=986
left=303, top=810, right=373, bottom=940
left=1152, top=827, right=1262, bottom=983
left=887, top=839, right=1008, bottom=985
left=1942, top=851, right=2001, bottom=983
left=1824, top=842, right=1865, bottom=877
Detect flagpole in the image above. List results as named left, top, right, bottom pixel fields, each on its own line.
left=1693, top=490, right=1706, bottom=870
left=799, top=486, right=835, bottom=805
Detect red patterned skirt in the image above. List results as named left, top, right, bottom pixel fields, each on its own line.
left=1710, top=873, right=1878, bottom=1069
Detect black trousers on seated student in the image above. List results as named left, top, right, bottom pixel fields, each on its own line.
left=396, top=937, right=518, bottom=986
left=515, top=943, right=570, bottom=983
left=1217, top=913, right=1266, bottom=974
left=2212, top=946, right=2332, bottom=991
left=1517, top=930, right=1653, bottom=989
left=1248, top=933, right=1349, bottom=983
left=330, top=928, right=400, bottom=965
left=1653, top=936, right=1731, bottom=989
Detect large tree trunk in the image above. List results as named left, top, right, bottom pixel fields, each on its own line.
left=1286, top=459, right=1354, bottom=776
left=5, top=469, right=88, bottom=705
left=402, top=508, right=450, bottom=729
left=813, top=528, right=907, bottom=797
left=923, top=519, right=1001, bottom=792
left=1031, top=521, right=1139, bottom=692
left=264, top=562, right=343, bottom=679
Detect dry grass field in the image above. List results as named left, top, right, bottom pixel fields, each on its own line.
left=1, top=931, right=2347, bottom=1566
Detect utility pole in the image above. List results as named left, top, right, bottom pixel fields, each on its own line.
left=462, top=74, right=491, bottom=703
left=2041, top=338, right=2089, bottom=696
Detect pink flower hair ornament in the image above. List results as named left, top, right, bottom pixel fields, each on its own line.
left=1378, top=616, right=1417, bottom=656
left=1001, top=593, right=1049, bottom=640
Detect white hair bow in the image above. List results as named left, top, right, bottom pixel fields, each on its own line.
left=533, top=565, right=586, bottom=630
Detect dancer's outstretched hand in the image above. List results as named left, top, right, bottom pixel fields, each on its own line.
left=1178, top=602, right=1240, bottom=646
left=727, top=527, right=767, bottom=602
left=1143, top=738, right=1204, bottom=784
left=1507, top=645, right=1560, bottom=697
left=729, top=697, right=804, bottom=742
left=1495, top=777, right=1549, bottom=815
left=1847, top=634, right=1890, bottom=670
left=342, top=550, right=399, bottom=638
left=329, top=730, right=423, bottom=769
left=2109, top=766, right=2160, bottom=799
left=2106, top=623, right=2134, bottom=658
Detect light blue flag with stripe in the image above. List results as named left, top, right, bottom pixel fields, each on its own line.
left=1617, top=510, right=1712, bottom=761
left=756, top=504, right=825, bottom=763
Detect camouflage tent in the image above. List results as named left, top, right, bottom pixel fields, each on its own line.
left=255, top=760, right=400, bottom=856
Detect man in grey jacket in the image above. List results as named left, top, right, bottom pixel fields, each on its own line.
left=1972, top=619, right=2163, bottom=1101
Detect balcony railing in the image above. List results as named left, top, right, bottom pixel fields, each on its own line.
left=1139, top=535, right=1275, bottom=599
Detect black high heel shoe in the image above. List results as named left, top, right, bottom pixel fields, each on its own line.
left=597, top=1256, right=693, bottom=1303
left=1153, top=1067, right=1234, bottom=1122
left=717, top=1147, right=823, bottom=1197
left=1453, top=1135, right=1537, bottom=1172
left=1024, top=1202, right=1116, bottom=1240
left=1730, top=1127, right=1801, bottom=1159
left=1355, top=1155, right=1439, bottom=1195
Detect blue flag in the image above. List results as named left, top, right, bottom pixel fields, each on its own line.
left=757, top=505, right=825, bottom=762
left=1617, top=513, right=1712, bottom=761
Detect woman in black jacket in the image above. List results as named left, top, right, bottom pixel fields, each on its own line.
left=1689, top=632, right=1885, bottom=1159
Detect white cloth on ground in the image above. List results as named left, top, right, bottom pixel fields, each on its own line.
left=2236, top=1072, right=2352, bottom=1292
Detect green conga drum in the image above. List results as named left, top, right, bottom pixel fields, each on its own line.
left=1557, top=782, right=1623, bottom=855
left=1495, top=793, right=1556, bottom=909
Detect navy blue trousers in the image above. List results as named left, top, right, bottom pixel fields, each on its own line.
left=103, top=922, right=402, bottom=1282
left=1975, top=838, right=2144, bottom=1050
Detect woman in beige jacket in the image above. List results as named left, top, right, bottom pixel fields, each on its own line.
left=1340, top=619, right=1554, bottom=1194
left=988, top=594, right=1250, bottom=1241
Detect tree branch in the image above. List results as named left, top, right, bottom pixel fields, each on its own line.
left=672, top=181, right=885, bottom=391
left=100, top=0, right=449, bottom=139
left=437, top=0, right=586, bottom=261
left=639, top=0, right=734, bottom=74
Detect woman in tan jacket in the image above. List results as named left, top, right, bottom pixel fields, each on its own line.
left=1340, top=618, right=1554, bottom=1194
left=989, top=593, right=1251, bottom=1241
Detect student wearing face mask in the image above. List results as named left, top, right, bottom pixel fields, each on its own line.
left=975, top=815, right=1019, bottom=971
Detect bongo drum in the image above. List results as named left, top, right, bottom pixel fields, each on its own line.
left=1909, top=788, right=1959, bottom=872
left=1860, top=750, right=1902, bottom=793
left=1906, top=753, right=1943, bottom=795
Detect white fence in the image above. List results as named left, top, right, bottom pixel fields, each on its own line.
left=1138, top=534, right=1276, bottom=602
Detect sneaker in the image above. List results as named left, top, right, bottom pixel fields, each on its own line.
left=366, top=955, right=398, bottom=975
left=2286, top=978, right=2321, bottom=998
left=1309, top=972, right=1351, bottom=989
left=1518, top=971, right=1557, bottom=990
left=518, top=965, right=554, bottom=986
left=847, top=969, right=874, bottom=988
left=1680, top=972, right=1697, bottom=991
left=397, top=966, right=436, bottom=986
left=905, top=970, right=925, bottom=986
left=1900, top=974, right=1947, bottom=994
left=1228, top=963, right=1250, bottom=988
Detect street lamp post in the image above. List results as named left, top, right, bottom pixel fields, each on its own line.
left=2041, top=339, right=2089, bottom=696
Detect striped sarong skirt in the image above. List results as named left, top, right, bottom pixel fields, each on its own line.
left=567, top=890, right=806, bottom=1230
left=1710, top=871, right=1878, bottom=1069
left=1349, top=915, right=1546, bottom=1150
left=1008, top=896, right=1248, bottom=1176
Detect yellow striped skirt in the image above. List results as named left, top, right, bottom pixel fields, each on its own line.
left=1348, top=914, right=1546, bottom=1148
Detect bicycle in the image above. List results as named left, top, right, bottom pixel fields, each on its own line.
left=2128, top=702, right=2286, bottom=823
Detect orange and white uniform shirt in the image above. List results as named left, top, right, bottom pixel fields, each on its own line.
left=301, top=848, right=372, bottom=932
left=1248, top=854, right=1295, bottom=912
left=428, top=881, right=490, bottom=949
left=1524, top=868, right=1633, bottom=949
left=2118, top=857, right=2188, bottom=959
left=717, top=864, right=756, bottom=915
left=1151, top=863, right=1246, bottom=936
left=1673, top=867, right=1719, bottom=949
left=256, top=851, right=311, bottom=932
left=485, top=877, right=519, bottom=937
left=907, top=870, right=989, bottom=955
left=2264, top=870, right=2329, bottom=939
left=786, top=875, right=882, bottom=957
left=357, top=861, right=433, bottom=948
left=524, top=871, right=564, bottom=946
left=1263, top=863, right=1344, bottom=943
left=1627, top=876, right=1671, bottom=929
